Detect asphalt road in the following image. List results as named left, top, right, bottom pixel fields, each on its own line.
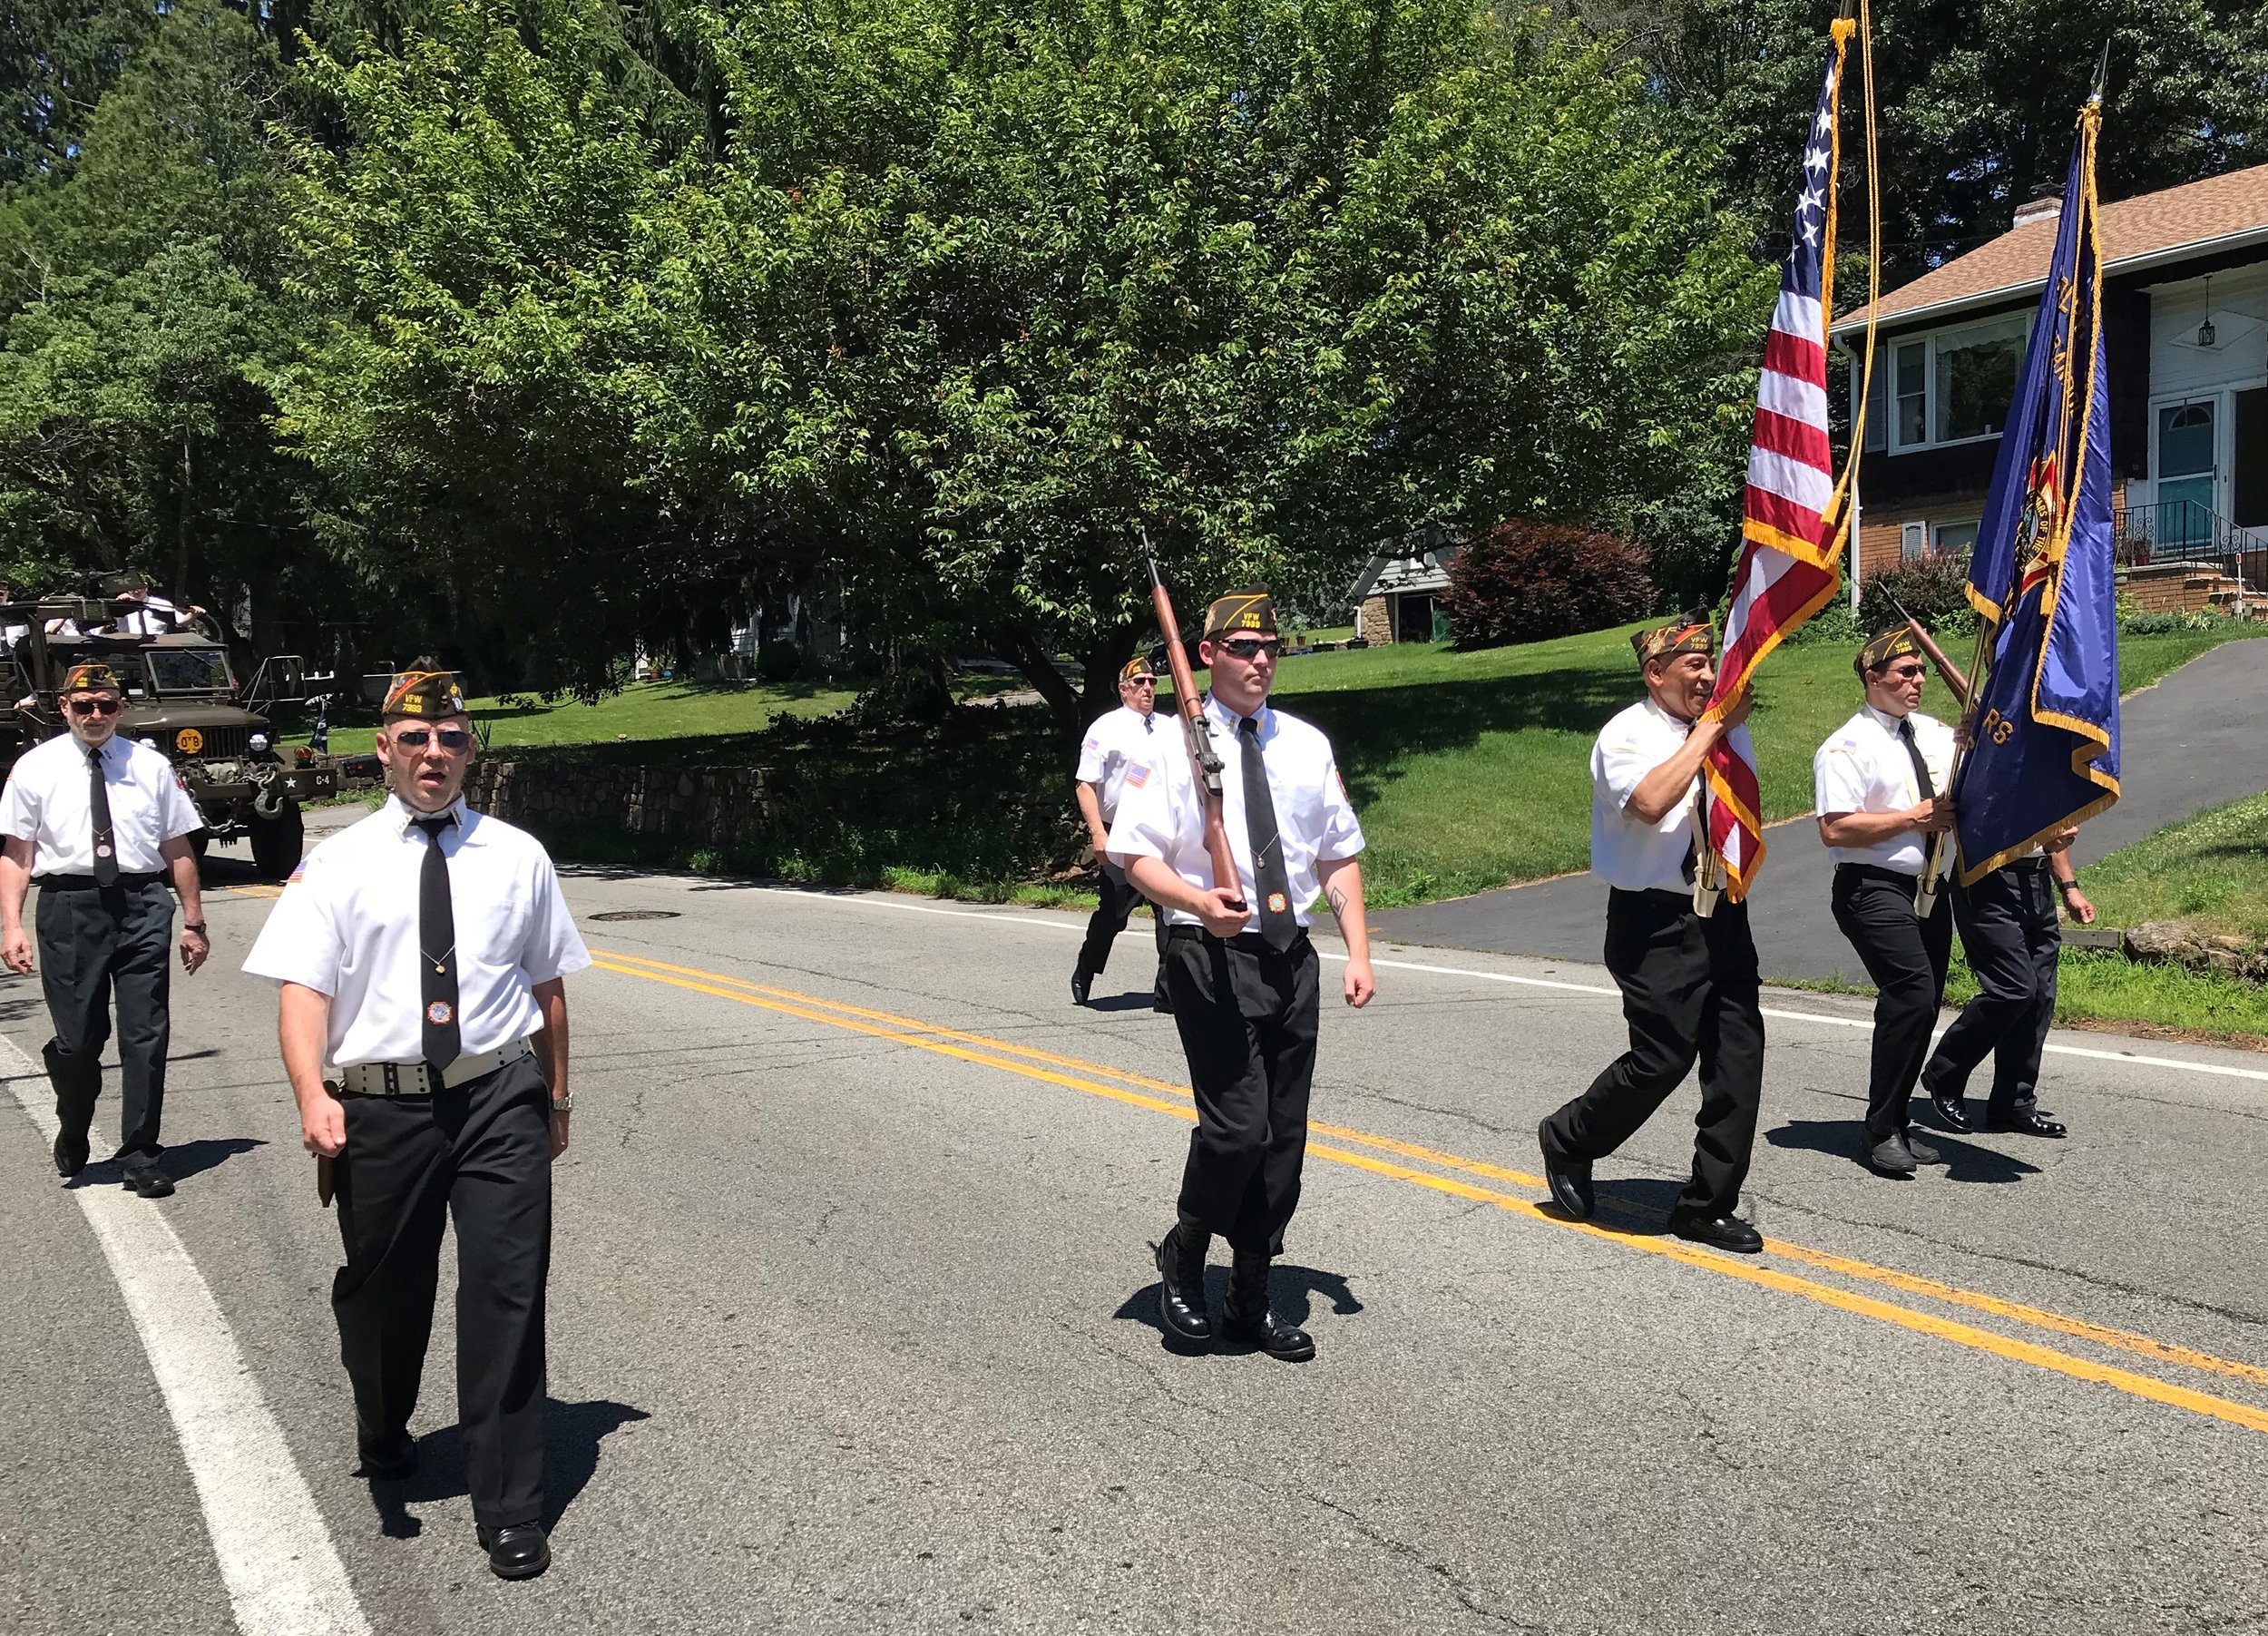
left=6, top=837, right=2268, bottom=1633
left=1373, top=637, right=2268, bottom=984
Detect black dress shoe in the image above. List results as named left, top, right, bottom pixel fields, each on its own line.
left=1537, top=1122, right=1594, bottom=1220
left=1986, top=1110, right=2067, bottom=1138
left=356, top=1434, right=416, bottom=1480
left=1070, top=968, right=1093, bottom=1006
left=1668, top=1211, right=1764, bottom=1254
left=1926, top=1079, right=1973, bottom=1133
left=1222, top=1254, right=1315, bottom=1362
left=53, top=1129, right=88, bottom=1179
left=122, top=1165, right=175, bottom=1199
left=1154, top=1225, right=1212, bottom=1345
left=476, top=1523, right=551, bottom=1581
left=1152, top=992, right=1174, bottom=1014
left=1863, top=1131, right=1918, bottom=1175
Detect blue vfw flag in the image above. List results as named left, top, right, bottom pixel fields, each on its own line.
left=1950, top=97, right=2120, bottom=883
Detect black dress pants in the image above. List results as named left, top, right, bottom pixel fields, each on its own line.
left=1165, top=928, right=1320, bottom=1256
left=1077, top=860, right=1169, bottom=1002
left=36, top=877, right=173, bottom=1162
left=332, top=1053, right=552, bottom=1530
left=1830, top=864, right=1953, bottom=1142
left=1542, top=889, right=1765, bottom=1220
left=1927, top=862, right=2059, bottom=1118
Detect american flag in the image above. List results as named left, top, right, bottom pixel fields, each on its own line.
left=1701, top=24, right=1860, bottom=901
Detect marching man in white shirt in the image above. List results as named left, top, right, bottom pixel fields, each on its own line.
left=1070, top=654, right=1171, bottom=1011
left=1538, top=612, right=1765, bottom=1253
left=0, top=661, right=209, bottom=1197
left=1108, top=589, right=1374, bottom=1361
left=1814, top=627, right=1958, bottom=1176
left=243, top=663, right=591, bottom=1582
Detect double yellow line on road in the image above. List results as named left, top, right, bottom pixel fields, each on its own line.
left=591, top=945, right=2268, bottom=1435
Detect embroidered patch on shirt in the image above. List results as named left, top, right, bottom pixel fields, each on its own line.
left=287, top=860, right=307, bottom=882
left=1125, top=763, right=1150, bottom=789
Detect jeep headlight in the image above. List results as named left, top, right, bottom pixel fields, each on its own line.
left=249, top=732, right=269, bottom=753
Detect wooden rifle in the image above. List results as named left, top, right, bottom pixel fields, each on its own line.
left=1879, top=588, right=1971, bottom=916
left=1142, top=534, right=1245, bottom=909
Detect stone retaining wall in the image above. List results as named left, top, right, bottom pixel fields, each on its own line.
left=465, top=761, right=776, bottom=849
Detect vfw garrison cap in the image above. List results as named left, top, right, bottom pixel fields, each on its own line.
left=1203, top=588, right=1279, bottom=640
left=382, top=661, right=469, bottom=720
left=1633, top=609, right=1716, bottom=667
left=1857, top=626, right=1923, bottom=675
left=60, top=661, right=123, bottom=695
left=1119, top=654, right=1156, bottom=683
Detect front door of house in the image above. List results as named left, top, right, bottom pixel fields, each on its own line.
left=2156, top=399, right=2217, bottom=551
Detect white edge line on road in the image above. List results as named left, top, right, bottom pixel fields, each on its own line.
left=700, top=884, right=2268, bottom=1086
left=0, top=1036, right=373, bottom=1636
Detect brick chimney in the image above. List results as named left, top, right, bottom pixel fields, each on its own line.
left=2013, top=195, right=2062, bottom=228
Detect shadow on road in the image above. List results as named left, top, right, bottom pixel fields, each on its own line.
left=364, top=1397, right=652, bottom=1538
left=64, top=1134, right=266, bottom=1189
left=1765, top=1118, right=2042, bottom=1184
left=1114, top=1262, right=1362, bottom=1352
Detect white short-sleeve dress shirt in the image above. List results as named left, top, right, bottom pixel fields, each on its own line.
left=1813, top=704, right=1956, bottom=875
left=1106, top=694, right=1364, bottom=931
left=241, top=795, right=593, bottom=1067
left=0, top=732, right=202, bottom=875
left=1589, top=697, right=1711, bottom=895
left=1074, top=704, right=1164, bottom=825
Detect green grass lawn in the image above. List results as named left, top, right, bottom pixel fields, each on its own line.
left=2073, top=791, right=2268, bottom=942
left=1267, top=621, right=2265, bottom=909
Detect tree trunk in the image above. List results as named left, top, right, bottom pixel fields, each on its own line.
left=989, top=622, right=1081, bottom=741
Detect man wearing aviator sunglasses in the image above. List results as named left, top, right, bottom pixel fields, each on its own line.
left=1070, top=653, right=1173, bottom=1013
left=1110, top=587, right=1374, bottom=1363
left=245, top=661, right=591, bottom=1582
left=0, top=660, right=210, bottom=1200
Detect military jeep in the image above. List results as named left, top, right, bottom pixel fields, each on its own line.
left=4, top=596, right=343, bottom=878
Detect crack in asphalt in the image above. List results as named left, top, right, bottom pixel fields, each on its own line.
left=1300, top=1492, right=1544, bottom=1631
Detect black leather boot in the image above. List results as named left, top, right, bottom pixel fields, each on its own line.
left=1221, top=1251, right=1315, bottom=1361
left=1154, top=1224, right=1212, bottom=1344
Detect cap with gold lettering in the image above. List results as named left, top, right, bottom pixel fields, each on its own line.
left=381, top=661, right=468, bottom=720
left=1857, top=626, right=1923, bottom=676
left=1632, top=609, right=1716, bottom=668
left=1119, top=655, right=1157, bottom=683
left=1203, top=588, right=1279, bottom=640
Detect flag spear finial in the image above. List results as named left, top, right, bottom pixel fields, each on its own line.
left=2088, top=39, right=2111, bottom=106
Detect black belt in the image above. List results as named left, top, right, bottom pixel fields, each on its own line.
left=37, top=871, right=166, bottom=892
left=2000, top=856, right=2053, bottom=874
left=1167, top=925, right=1311, bottom=953
left=1834, top=862, right=1924, bottom=887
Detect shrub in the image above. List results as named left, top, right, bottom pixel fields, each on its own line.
left=1786, top=598, right=1862, bottom=646
left=1442, top=519, right=1654, bottom=650
left=1855, top=553, right=1978, bottom=642
left=756, top=639, right=804, bottom=682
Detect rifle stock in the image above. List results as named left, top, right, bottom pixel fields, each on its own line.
left=1143, top=539, right=1246, bottom=908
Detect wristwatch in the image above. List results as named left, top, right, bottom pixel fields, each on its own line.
left=182, top=922, right=207, bottom=935
left=549, top=1097, right=572, bottom=1113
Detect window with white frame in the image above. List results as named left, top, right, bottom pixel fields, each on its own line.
left=1884, top=314, right=2029, bottom=451
left=1896, top=517, right=1980, bottom=562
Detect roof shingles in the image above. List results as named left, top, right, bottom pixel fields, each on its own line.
left=1835, top=162, right=2268, bottom=333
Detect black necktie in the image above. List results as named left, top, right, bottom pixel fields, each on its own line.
left=1238, top=716, right=1298, bottom=953
left=412, top=814, right=461, bottom=1071
left=88, top=746, right=117, bottom=886
left=1898, top=718, right=1935, bottom=800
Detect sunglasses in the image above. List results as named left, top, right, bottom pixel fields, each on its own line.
left=64, top=696, right=122, bottom=717
left=1885, top=663, right=1930, bottom=681
left=1216, top=638, right=1282, bottom=661
left=394, top=727, right=473, bottom=751
left=1125, top=676, right=1157, bottom=687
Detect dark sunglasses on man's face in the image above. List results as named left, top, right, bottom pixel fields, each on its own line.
left=394, top=727, right=473, bottom=751
left=1887, top=662, right=1929, bottom=682
left=1217, top=638, right=1282, bottom=661
left=65, top=696, right=122, bottom=717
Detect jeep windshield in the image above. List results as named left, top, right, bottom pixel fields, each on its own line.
left=146, top=647, right=233, bottom=697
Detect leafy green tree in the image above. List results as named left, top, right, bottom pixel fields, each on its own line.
left=1592, top=0, right=2268, bottom=281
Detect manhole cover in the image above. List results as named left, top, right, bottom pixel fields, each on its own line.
left=587, top=909, right=682, bottom=922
